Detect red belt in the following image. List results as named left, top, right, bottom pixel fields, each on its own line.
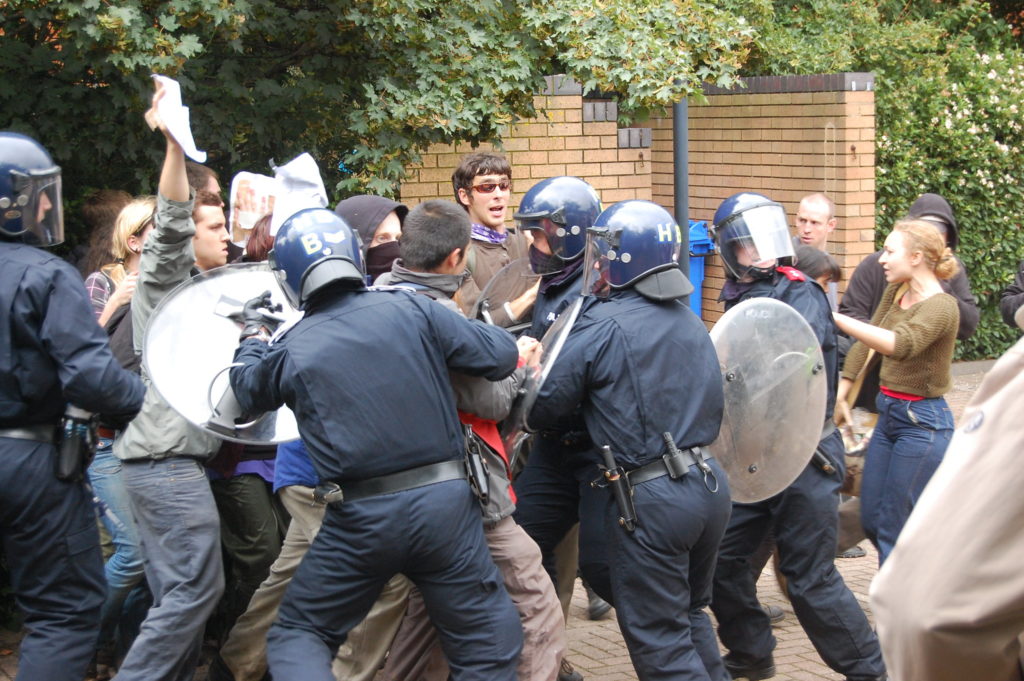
left=97, top=427, right=116, bottom=439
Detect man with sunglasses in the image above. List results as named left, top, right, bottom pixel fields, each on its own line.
left=452, top=152, right=529, bottom=313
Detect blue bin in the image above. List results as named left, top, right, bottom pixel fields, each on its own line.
left=687, top=220, right=715, bottom=319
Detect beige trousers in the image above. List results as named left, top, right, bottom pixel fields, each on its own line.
left=872, top=339, right=1024, bottom=681
left=218, top=485, right=409, bottom=681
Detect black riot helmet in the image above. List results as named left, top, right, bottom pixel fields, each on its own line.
left=0, top=132, right=63, bottom=247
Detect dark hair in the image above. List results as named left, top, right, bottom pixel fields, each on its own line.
left=794, top=244, right=841, bottom=283
left=186, top=161, right=221, bottom=200
left=194, top=189, right=224, bottom=209
left=79, top=189, right=132, bottom=276
left=244, top=214, right=274, bottom=263
left=451, top=152, right=511, bottom=206
left=400, top=200, right=471, bottom=271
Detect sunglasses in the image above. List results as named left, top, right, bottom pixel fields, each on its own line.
left=471, top=179, right=511, bottom=194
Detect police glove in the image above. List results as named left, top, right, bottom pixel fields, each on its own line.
left=239, top=290, right=282, bottom=342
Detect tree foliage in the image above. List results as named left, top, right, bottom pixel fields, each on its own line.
left=743, top=0, right=1024, bottom=358
left=1, top=0, right=756, bottom=248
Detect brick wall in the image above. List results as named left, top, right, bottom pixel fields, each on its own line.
left=399, top=76, right=652, bottom=216
left=651, top=74, right=877, bottom=324
left=398, top=73, right=876, bottom=325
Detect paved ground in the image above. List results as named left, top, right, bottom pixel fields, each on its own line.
left=0, top=362, right=993, bottom=680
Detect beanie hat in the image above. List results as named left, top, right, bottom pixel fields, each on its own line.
left=907, top=193, right=959, bottom=250
left=334, top=195, right=409, bottom=252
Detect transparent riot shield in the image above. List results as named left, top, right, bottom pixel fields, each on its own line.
left=144, top=262, right=303, bottom=445
left=500, top=296, right=584, bottom=466
left=707, top=297, right=828, bottom=502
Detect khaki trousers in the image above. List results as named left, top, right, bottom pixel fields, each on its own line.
left=219, top=485, right=408, bottom=681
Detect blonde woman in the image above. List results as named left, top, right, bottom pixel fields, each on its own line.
left=83, top=197, right=156, bottom=326
left=834, top=219, right=960, bottom=565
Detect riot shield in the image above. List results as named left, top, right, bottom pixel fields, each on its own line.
left=500, top=296, right=583, bottom=465
left=707, top=297, right=827, bottom=503
left=471, top=257, right=540, bottom=333
left=143, top=262, right=303, bottom=445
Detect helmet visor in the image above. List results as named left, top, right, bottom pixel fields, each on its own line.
left=3, top=167, right=63, bottom=246
left=720, top=203, right=793, bottom=280
left=580, top=230, right=615, bottom=299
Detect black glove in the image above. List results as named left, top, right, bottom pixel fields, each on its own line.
left=239, top=290, right=282, bottom=341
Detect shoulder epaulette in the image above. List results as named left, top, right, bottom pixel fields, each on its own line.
left=777, top=266, right=806, bottom=282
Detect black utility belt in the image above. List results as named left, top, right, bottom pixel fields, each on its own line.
left=627, top=446, right=714, bottom=486
left=315, top=459, right=467, bottom=506
left=0, top=424, right=57, bottom=444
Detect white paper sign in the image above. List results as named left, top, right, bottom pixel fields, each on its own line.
left=151, top=74, right=207, bottom=163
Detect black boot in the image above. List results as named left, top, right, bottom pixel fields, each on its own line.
left=723, top=651, right=776, bottom=681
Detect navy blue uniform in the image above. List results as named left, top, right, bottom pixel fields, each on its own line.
left=230, top=287, right=523, bottom=681
left=0, top=242, right=144, bottom=681
left=710, top=270, right=885, bottom=679
left=513, top=267, right=591, bottom=583
left=530, top=290, right=732, bottom=681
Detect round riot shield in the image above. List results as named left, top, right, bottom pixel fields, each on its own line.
left=707, top=297, right=827, bottom=503
left=471, top=257, right=540, bottom=332
left=500, top=296, right=584, bottom=462
left=144, top=262, right=303, bottom=445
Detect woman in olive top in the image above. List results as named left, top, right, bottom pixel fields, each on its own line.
left=834, top=219, right=960, bottom=565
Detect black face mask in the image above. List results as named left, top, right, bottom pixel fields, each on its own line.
left=365, top=240, right=401, bottom=281
left=529, top=243, right=566, bottom=276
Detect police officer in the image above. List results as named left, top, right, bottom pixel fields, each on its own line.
left=0, top=132, right=145, bottom=681
left=528, top=199, right=732, bottom=681
left=708, top=192, right=885, bottom=681
left=510, top=176, right=602, bottom=566
left=227, top=208, right=523, bottom=681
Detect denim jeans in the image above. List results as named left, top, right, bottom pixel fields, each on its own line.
left=861, top=393, right=954, bottom=564
left=117, top=457, right=224, bottom=681
left=87, top=439, right=145, bottom=646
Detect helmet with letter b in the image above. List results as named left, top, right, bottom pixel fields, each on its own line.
left=711, top=192, right=794, bottom=282
left=0, top=132, right=63, bottom=247
left=269, top=208, right=365, bottom=309
left=515, top=176, right=602, bottom=274
left=581, top=199, right=693, bottom=301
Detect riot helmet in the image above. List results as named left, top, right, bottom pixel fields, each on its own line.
left=711, top=192, right=794, bottom=282
left=0, top=132, right=63, bottom=246
left=514, top=176, right=602, bottom=275
left=582, top=200, right=693, bottom=301
left=269, top=208, right=365, bottom=309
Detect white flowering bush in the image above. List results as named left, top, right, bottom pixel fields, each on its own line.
left=877, top=44, right=1024, bottom=358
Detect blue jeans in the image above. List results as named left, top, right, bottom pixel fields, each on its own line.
left=861, top=393, right=954, bottom=564
left=87, top=439, right=145, bottom=646
left=116, top=457, right=224, bottom=681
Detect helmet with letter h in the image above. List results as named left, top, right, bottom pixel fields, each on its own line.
left=711, top=192, right=794, bottom=282
left=269, top=208, right=365, bottom=310
left=582, top=199, right=693, bottom=301
left=0, top=132, right=63, bottom=247
left=514, top=176, right=602, bottom=274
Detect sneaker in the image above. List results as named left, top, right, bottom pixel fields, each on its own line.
left=837, top=545, right=867, bottom=559
left=558, top=658, right=584, bottom=681
left=723, top=651, right=776, bottom=680
left=761, top=603, right=785, bottom=624
left=585, top=585, right=612, bottom=620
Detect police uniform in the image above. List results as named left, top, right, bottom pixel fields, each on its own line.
left=530, top=288, right=732, bottom=681
left=710, top=268, right=885, bottom=680
left=229, top=285, right=523, bottom=681
left=512, top=263, right=594, bottom=582
left=0, top=242, right=144, bottom=681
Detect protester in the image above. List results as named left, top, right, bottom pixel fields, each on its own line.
left=835, top=218, right=959, bottom=565
left=334, top=194, right=407, bottom=283
left=112, top=81, right=229, bottom=681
